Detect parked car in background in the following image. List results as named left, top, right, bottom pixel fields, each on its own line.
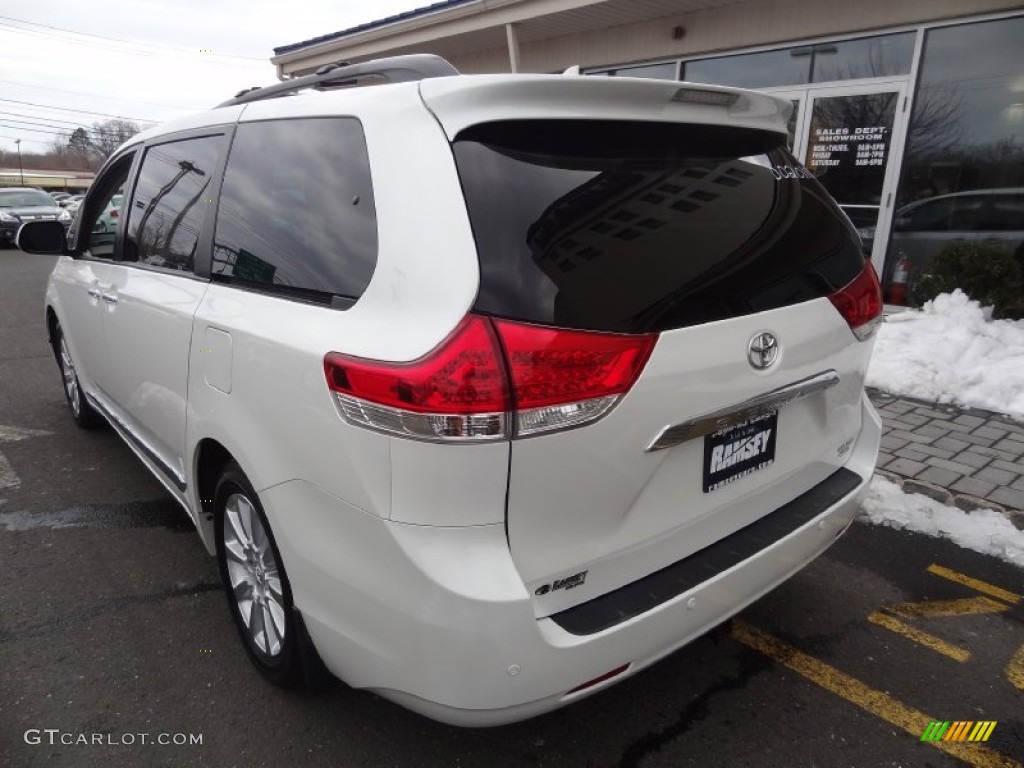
left=50, top=192, right=71, bottom=204
left=884, top=188, right=1024, bottom=303
left=0, top=187, right=73, bottom=247
left=95, top=194, right=123, bottom=233
left=18, top=54, right=882, bottom=726
left=59, top=194, right=86, bottom=209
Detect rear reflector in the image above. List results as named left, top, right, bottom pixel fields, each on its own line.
left=828, top=260, right=883, bottom=341
left=566, top=663, right=630, bottom=695
left=325, top=315, right=656, bottom=442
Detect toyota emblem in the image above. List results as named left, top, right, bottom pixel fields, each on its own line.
left=748, top=332, right=779, bottom=369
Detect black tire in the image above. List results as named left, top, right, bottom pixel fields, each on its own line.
left=53, top=322, right=104, bottom=429
left=215, top=461, right=305, bottom=688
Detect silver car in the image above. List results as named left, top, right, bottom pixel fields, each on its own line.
left=884, top=188, right=1024, bottom=301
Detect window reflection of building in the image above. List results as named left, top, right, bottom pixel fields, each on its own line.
left=522, top=156, right=847, bottom=329
left=527, top=163, right=755, bottom=276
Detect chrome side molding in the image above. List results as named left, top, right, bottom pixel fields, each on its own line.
left=85, top=393, right=187, bottom=491
left=645, top=370, right=840, bottom=453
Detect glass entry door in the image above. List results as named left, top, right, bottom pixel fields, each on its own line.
left=765, top=82, right=908, bottom=269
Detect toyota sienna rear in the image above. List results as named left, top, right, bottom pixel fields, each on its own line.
left=29, top=59, right=881, bottom=727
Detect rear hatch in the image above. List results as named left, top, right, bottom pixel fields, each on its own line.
left=422, top=76, right=879, bottom=617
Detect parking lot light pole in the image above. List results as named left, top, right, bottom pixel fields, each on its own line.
left=15, top=139, right=24, bottom=184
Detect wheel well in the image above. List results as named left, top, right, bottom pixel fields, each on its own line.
left=195, top=439, right=234, bottom=539
left=45, top=307, right=59, bottom=352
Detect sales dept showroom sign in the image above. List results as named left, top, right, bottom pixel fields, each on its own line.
left=807, top=126, right=890, bottom=170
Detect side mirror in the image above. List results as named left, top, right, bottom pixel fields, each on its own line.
left=16, top=220, right=67, bottom=254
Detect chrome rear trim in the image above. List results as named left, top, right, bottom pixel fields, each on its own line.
left=645, top=370, right=840, bottom=453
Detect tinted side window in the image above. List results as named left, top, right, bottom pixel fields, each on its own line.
left=897, top=198, right=959, bottom=232
left=77, top=153, right=134, bottom=260
left=212, top=118, right=378, bottom=305
left=976, top=194, right=1024, bottom=231
left=124, top=135, right=225, bottom=272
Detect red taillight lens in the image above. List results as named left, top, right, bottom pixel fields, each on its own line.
left=494, top=320, right=657, bottom=410
left=325, top=315, right=509, bottom=414
left=325, top=315, right=656, bottom=441
left=109, top=209, right=119, bottom=219
left=828, top=261, right=883, bottom=341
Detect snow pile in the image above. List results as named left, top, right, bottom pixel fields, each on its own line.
left=860, top=476, right=1024, bottom=567
left=866, top=290, right=1024, bottom=421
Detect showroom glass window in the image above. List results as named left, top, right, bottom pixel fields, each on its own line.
left=883, top=16, right=1024, bottom=304
left=588, top=61, right=678, bottom=79
left=681, top=33, right=914, bottom=88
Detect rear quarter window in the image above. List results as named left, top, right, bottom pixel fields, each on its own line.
left=454, top=120, right=864, bottom=333
left=212, top=118, right=378, bottom=306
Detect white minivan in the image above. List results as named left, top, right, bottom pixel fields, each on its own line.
left=19, top=55, right=882, bottom=726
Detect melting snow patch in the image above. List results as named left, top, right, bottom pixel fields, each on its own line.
left=866, top=290, right=1024, bottom=421
left=860, top=476, right=1024, bottom=567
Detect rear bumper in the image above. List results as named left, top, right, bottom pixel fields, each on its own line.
left=264, top=392, right=881, bottom=726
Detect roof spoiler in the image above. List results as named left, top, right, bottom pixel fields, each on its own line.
left=216, top=54, right=459, bottom=108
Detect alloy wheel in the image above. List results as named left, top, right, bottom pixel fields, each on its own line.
left=59, top=337, right=80, bottom=416
left=221, top=492, right=286, bottom=657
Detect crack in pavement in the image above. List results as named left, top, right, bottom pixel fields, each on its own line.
left=616, top=626, right=773, bottom=768
left=0, top=581, right=223, bottom=643
left=0, top=499, right=195, bottom=532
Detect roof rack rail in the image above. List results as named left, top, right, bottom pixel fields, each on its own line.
left=216, top=54, right=459, bottom=108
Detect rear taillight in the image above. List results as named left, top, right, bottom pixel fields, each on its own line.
left=324, top=315, right=509, bottom=441
left=324, top=315, right=656, bottom=442
left=110, top=209, right=119, bottom=219
left=828, top=261, right=883, bottom=341
left=495, top=319, right=656, bottom=437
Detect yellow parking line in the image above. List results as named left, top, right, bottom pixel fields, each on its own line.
left=928, top=564, right=1021, bottom=605
left=886, top=596, right=1011, bottom=619
left=868, top=611, right=971, bottom=662
left=731, top=620, right=1022, bottom=768
left=1007, top=643, right=1024, bottom=692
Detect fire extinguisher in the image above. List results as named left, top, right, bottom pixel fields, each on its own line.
left=888, top=256, right=912, bottom=305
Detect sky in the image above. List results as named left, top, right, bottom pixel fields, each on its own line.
left=0, top=0, right=428, bottom=155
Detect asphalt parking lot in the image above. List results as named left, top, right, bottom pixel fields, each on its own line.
left=1, top=249, right=1022, bottom=768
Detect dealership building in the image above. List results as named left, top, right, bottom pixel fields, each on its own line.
left=272, top=1, right=1024, bottom=305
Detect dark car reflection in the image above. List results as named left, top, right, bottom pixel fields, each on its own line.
left=882, top=188, right=1024, bottom=304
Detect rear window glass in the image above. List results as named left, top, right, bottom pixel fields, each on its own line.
left=454, top=120, right=864, bottom=333
left=212, top=118, right=378, bottom=306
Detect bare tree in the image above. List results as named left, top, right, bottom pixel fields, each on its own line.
left=46, top=118, right=144, bottom=171
left=89, top=119, right=142, bottom=159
